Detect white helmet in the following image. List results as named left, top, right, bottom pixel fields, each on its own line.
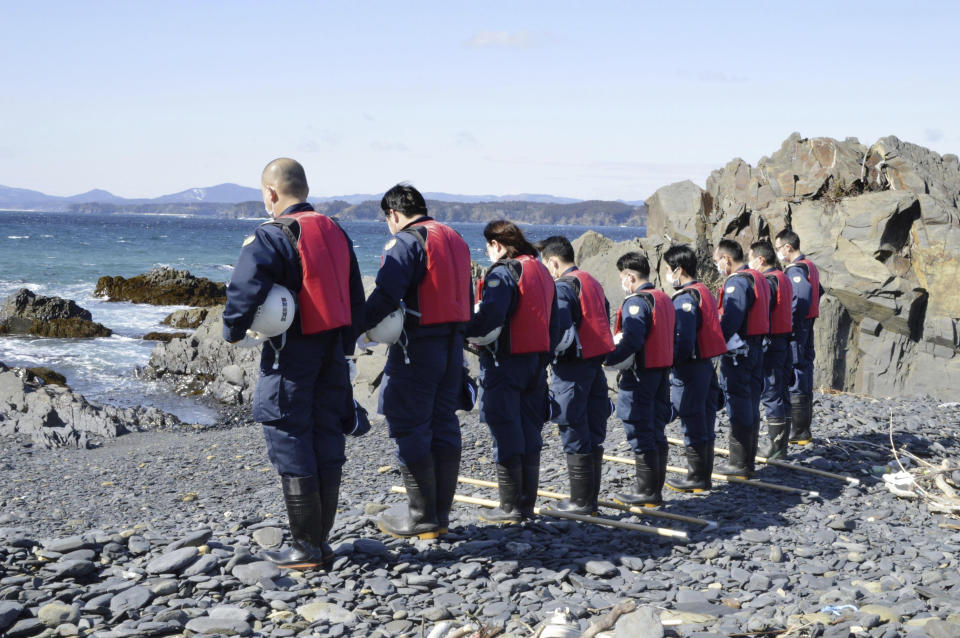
left=237, top=284, right=295, bottom=347
left=367, top=308, right=405, bottom=345
left=468, top=325, right=502, bottom=347
left=555, top=325, right=577, bottom=355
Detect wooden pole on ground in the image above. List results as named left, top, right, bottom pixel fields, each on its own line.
left=456, top=475, right=717, bottom=530
left=665, top=436, right=860, bottom=486
left=603, top=453, right=820, bottom=498
left=389, top=486, right=689, bottom=541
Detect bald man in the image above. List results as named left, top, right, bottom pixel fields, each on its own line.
left=223, top=158, right=366, bottom=569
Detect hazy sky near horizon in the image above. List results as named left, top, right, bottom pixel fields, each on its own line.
left=1, top=1, right=958, bottom=201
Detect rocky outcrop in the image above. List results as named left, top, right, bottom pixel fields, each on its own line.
left=632, top=133, right=960, bottom=401
left=0, top=361, right=182, bottom=449
left=95, top=267, right=226, bottom=306
left=0, top=289, right=112, bottom=338
left=143, top=331, right=190, bottom=343
left=161, top=308, right=209, bottom=329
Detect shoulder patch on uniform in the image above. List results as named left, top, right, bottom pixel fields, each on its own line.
left=384, top=238, right=397, bottom=251
left=792, top=276, right=802, bottom=283
left=242, top=235, right=256, bottom=247
left=726, top=286, right=736, bottom=294
left=487, top=278, right=501, bottom=288
left=628, top=305, right=640, bottom=315
left=682, top=302, right=694, bottom=312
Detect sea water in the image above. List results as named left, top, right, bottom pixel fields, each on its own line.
left=0, top=211, right=644, bottom=423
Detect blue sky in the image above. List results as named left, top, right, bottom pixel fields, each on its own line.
left=1, top=1, right=957, bottom=200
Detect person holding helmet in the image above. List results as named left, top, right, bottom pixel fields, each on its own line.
left=468, top=220, right=561, bottom=524
left=604, top=252, right=676, bottom=508
left=538, top=235, right=614, bottom=515
left=362, top=184, right=472, bottom=540
left=222, top=158, right=365, bottom=570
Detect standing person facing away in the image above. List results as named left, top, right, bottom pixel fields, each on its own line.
left=222, top=158, right=365, bottom=569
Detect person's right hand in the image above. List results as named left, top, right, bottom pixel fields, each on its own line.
left=356, top=332, right=378, bottom=351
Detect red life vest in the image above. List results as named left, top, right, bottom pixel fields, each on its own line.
left=686, top=282, right=727, bottom=359
left=718, top=268, right=771, bottom=336
left=615, top=289, right=676, bottom=369
left=508, top=255, right=554, bottom=354
left=407, top=220, right=472, bottom=325
left=795, top=257, right=821, bottom=319
left=764, top=269, right=794, bottom=335
left=273, top=211, right=351, bottom=334
left=563, top=269, right=615, bottom=359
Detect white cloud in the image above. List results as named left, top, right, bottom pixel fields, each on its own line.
left=466, top=31, right=533, bottom=49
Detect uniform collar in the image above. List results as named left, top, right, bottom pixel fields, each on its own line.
left=792, top=254, right=806, bottom=263
left=678, top=280, right=698, bottom=289
left=401, top=215, right=432, bottom=230
left=277, top=202, right=314, bottom=217
left=735, top=264, right=748, bottom=272
left=634, top=282, right=655, bottom=291
left=761, top=266, right=779, bottom=273
left=561, top=266, right=578, bottom=276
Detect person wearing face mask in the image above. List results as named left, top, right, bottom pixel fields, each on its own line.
left=748, top=240, right=794, bottom=459
left=538, top=235, right=614, bottom=515
left=659, top=245, right=727, bottom=493
left=360, top=183, right=473, bottom=540
left=604, top=252, right=676, bottom=507
left=773, top=229, right=823, bottom=446
left=222, top=158, right=366, bottom=569
left=467, top=220, right=561, bottom=524
left=713, top=239, right=771, bottom=479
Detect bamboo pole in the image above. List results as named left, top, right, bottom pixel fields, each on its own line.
left=603, top=454, right=820, bottom=498
left=456, top=475, right=717, bottom=530
left=390, top=486, right=688, bottom=541
left=665, top=436, right=860, bottom=486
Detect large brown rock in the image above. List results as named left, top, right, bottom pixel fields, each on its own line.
left=95, top=267, right=226, bottom=306
left=0, top=289, right=112, bottom=338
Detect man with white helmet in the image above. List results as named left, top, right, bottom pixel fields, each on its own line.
left=362, top=184, right=473, bottom=539
left=223, top=158, right=365, bottom=570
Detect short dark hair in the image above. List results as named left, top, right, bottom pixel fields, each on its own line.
left=716, top=238, right=744, bottom=262
left=381, top=183, right=428, bottom=218
left=750, top=240, right=777, bottom=267
left=616, top=252, right=650, bottom=278
left=775, top=229, right=801, bottom=250
left=483, top=220, right=539, bottom=258
left=538, top=235, right=575, bottom=263
left=663, top=244, right=697, bottom=276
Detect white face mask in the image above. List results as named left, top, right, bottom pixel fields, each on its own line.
left=620, top=275, right=634, bottom=294
left=486, top=243, right=500, bottom=264
left=776, top=250, right=788, bottom=263
left=715, top=260, right=725, bottom=276
left=669, top=268, right=682, bottom=288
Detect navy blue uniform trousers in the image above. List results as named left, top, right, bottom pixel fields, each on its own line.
left=671, top=358, right=717, bottom=447
left=551, top=358, right=611, bottom=454
left=719, top=336, right=764, bottom=441
left=255, top=332, right=349, bottom=477
left=761, top=335, right=792, bottom=419
left=379, top=333, right=464, bottom=467
left=791, top=318, right=816, bottom=396
left=617, top=367, right=670, bottom=455
left=479, top=351, right=549, bottom=463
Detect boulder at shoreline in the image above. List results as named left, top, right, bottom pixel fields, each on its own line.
left=95, top=267, right=226, bottom=306
left=161, top=307, right=209, bottom=328
left=0, top=288, right=112, bottom=338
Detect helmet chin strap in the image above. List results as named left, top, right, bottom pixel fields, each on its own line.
left=268, top=332, right=287, bottom=370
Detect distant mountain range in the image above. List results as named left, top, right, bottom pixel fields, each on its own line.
left=0, top=183, right=611, bottom=209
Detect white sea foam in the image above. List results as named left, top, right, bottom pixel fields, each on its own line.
left=7, top=235, right=29, bottom=239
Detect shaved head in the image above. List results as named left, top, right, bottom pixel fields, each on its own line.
left=262, top=158, right=309, bottom=200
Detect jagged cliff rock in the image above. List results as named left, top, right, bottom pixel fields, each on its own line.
left=95, top=267, right=226, bottom=306
left=634, top=133, right=960, bottom=400
left=0, top=361, right=182, bottom=448
left=0, top=289, right=112, bottom=338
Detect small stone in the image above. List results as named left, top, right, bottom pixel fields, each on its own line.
left=616, top=606, right=663, bottom=638
left=423, top=607, right=452, bottom=621
left=297, top=601, right=357, bottom=625
left=859, top=604, right=899, bottom=624
left=38, top=603, right=80, bottom=627
left=741, top=530, right=771, bottom=543
left=232, top=560, right=281, bottom=586
left=46, top=559, right=96, bottom=579
left=0, top=602, right=24, bottom=631
left=354, top=538, right=388, bottom=556
left=146, top=546, right=198, bottom=574
left=181, top=553, right=218, bottom=576
left=924, top=619, right=960, bottom=638
left=209, top=606, right=253, bottom=622
left=700, top=548, right=719, bottom=560
left=828, top=518, right=855, bottom=531
left=769, top=546, right=783, bottom=562
left=385, top=619, right=414, bottom=634
left=367, top=577, right=395, bottom=596
left=252, top=527, right=284, bottom=549
left=109, top=586, right=154, bottom=615
left=185, top=616, right=252, bottom=636
left=585, top=560, right=618, bottom=577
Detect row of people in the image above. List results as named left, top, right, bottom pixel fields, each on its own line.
left=222, top=158, right=822, bottom=570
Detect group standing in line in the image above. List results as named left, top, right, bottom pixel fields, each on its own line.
left=221, top=157, right=825, bottom=570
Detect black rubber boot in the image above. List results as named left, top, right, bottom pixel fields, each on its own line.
left=746, top=427, right=760, bottom=475
left=377, top=459, right=440, bottom=539
left=656, top=445, right=668, bottom=494
left=590, top=446, right=604, bottom=514
left=613, top=451, right=662, bottom=507
left=433, top=446, right=461, bottom=535
left=518, top=452, right=541, bottom=520
left=478, top=456, right=523, bottom=524
left=554, top=453, right=594, bottom=515
left=665, top=444, right=712, bottom=492
left=263, top=475, right=331, bottom=570
left=758, top=418, right=789, bottom=459
left=317, top=467, right=341, bottom=561
left=715, top=433, right=752, bottom=478
left=789, top=394, right=812, bottom=445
